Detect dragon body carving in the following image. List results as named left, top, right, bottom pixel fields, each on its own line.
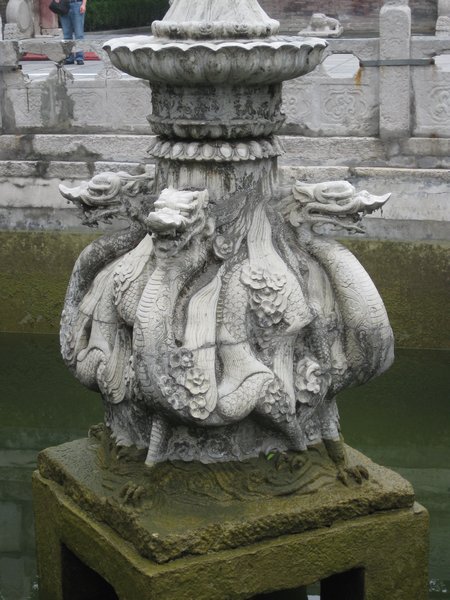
left=60, top=173, right=394, bottom=478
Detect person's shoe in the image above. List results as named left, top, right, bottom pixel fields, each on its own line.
left=64, top=57, right=75, bottom=65
left=76, top=59, right=84, bottom=65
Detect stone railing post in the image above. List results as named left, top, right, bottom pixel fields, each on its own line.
left=436, top=0, right=450, bottom=36
left=379, top=0, right=412, bottom=140
left=0, top=41, right=21, bottom=133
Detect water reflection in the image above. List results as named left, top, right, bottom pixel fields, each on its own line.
left=0, top=334, right=101, bottom=600
left=0, top=334, right=448, bottom=599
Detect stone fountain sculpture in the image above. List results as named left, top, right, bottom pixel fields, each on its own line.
left=59, top=0, right=393, bottom=475
left=33, top=2, right=429, bottom=598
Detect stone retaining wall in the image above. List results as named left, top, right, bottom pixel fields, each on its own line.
left=1, top=230, right=447, bottom=349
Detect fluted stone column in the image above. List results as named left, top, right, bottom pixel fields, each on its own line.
left=379, top=0, right=412, bottom=140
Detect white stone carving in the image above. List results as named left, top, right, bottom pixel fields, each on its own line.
left=104, top=37, right=327, bottom=87
left=59, top=169, right=154, bottom=226
left=103, top=34, right=326, bottom=141
left=148, top=137, right=284, bottom=162
left=300, top=13, right=344, bottom=38
left=151, top=0, right=280, bottom=39
left=5, top=0, right=35, bottom=39
left=61, top=178, right=394, bottom=470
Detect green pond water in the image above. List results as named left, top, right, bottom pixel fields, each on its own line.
left=0, top=333, right=449, bottom=600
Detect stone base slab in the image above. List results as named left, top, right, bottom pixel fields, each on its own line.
left=36, top=438, right=417, bottom=564
left=33, top=456, right=429, bottom=599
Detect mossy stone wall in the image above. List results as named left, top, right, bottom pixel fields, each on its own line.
left=0, top=232, right=448, bottom=348
left=0, top=232, right=98, bottom=334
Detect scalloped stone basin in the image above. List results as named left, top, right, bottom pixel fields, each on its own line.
left=104, top=36, right=326, bottom=140
left=104, top=36, right=327, bottom=86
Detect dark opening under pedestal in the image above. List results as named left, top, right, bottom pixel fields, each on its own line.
left=61, top=545, right=119, bottom=600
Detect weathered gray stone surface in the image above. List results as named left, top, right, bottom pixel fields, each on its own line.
left=413, top=62, right=450, bottom=137
left=49, top=0, right=398, bottom=470
left=4, top=133, right=450, bottom=168
left=1, top=33, right=450, bottom=139
left=379, top=0, right=411, bottom=140
left=282, top=56, right=379, bottom=137
left=37, top=436, right=415, bottom=563
left=1, top=133, right=450, bottom=240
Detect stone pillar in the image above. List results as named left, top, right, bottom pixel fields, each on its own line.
left=379, top=0, right=412, bottom=140
left=0, top=40, right=22, bottom=133
left=39, top=0, right=59, bottom=35
left=436, top=0, right=450, bottom=37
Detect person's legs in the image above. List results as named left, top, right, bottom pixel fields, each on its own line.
left=72, top=1, right=86, bottom=64
left=60, top=9, right=75, bottom=64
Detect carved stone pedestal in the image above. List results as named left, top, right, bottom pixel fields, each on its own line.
left=33, top=438, right=429, bottom=600
left=32, top=1, right=428, bottom=597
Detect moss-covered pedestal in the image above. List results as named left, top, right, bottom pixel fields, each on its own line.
left=33, top=436, right=429, bottom=600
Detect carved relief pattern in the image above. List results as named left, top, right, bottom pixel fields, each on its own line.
left=60, top=176, right=394, bottom=473
left=104, top=37, right=327, bottom=87
left=59, top=2, right=394, bottom=489
left=322, top=88, right=369, bottom=124
left=148, top=137, right=284, bottom=162
left=282, top=77, right=378, bottom=135
left=427, top=86, right=450, bottom=122
left=70, top=90, right=107, bottom=127
left=282, top=81, right=312, bottom=123
left=413, top=72, right=450, bottom=135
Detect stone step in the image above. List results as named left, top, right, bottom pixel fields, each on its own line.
left=1, top=134, right=450, bottom=169
left=1, top=158, right=449, bottom=240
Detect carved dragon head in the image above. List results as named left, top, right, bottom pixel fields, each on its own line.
left=145, top=187, right=213, bottom=258
left=59, top=170, right=154, bottom=227
left=279, top=180, right=391, bottom=234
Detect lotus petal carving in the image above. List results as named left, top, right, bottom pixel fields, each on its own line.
left=104, top=37, right=327, bottom=86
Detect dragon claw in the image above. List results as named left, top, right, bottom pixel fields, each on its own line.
left=119, top=481, right=146, bottom=507
left=337, top=464, right=370, bottom=486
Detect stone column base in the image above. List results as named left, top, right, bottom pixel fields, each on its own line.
left=40, top=28, right=62, bottom=36
left=32, top=439, right=429, bottom=600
